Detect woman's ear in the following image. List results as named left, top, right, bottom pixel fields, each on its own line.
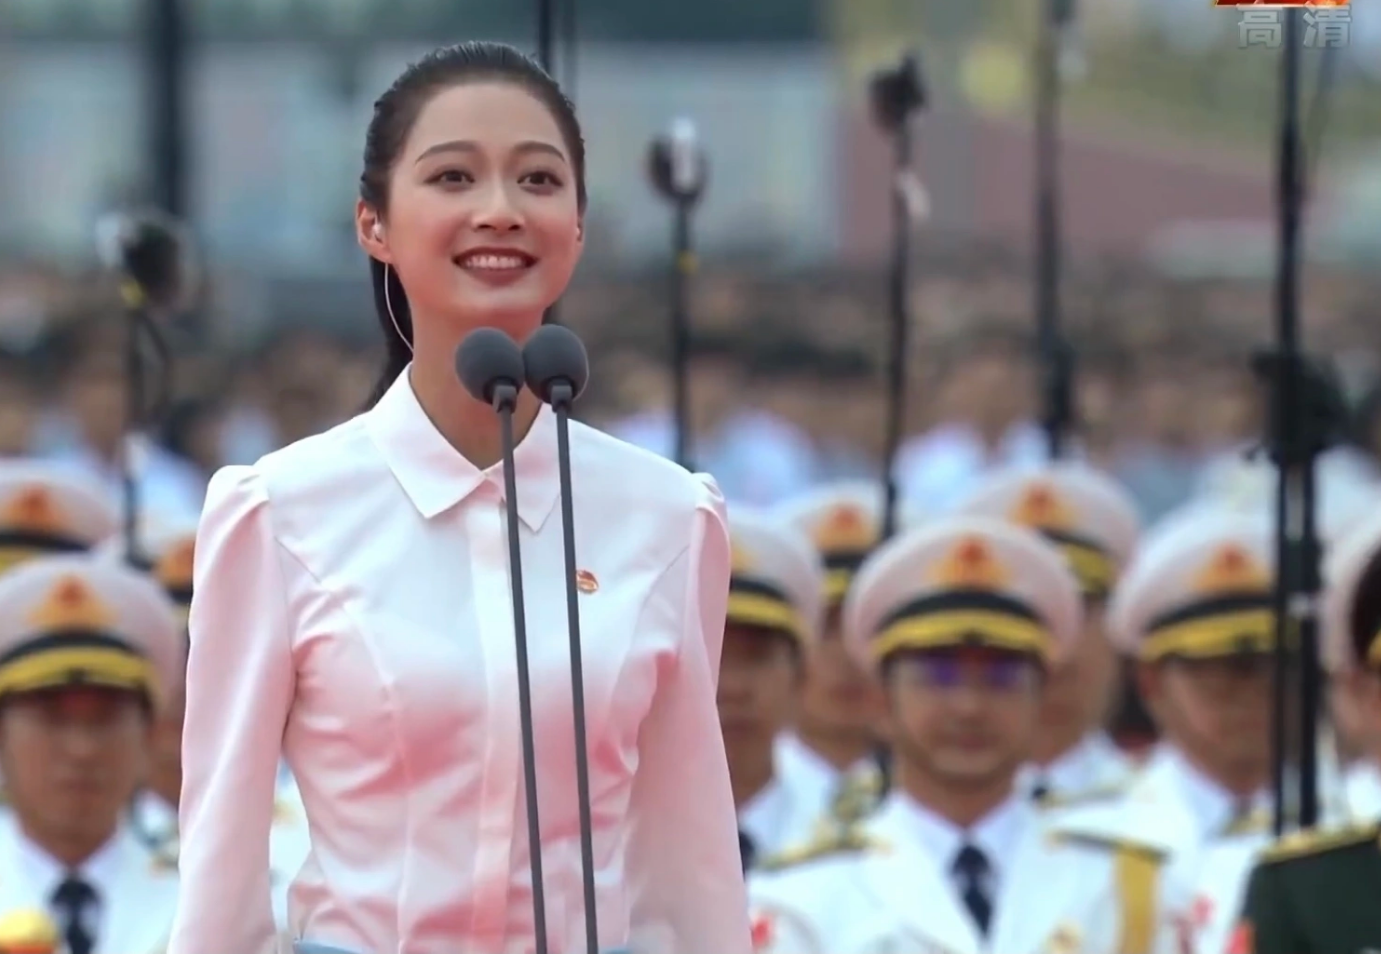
left=357, top=200, right=391, bottom=264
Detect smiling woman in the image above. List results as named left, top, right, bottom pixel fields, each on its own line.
left=167, top=40, right=750, bottom=954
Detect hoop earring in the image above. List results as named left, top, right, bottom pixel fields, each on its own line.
left=383, top=264, right=413, bottom=354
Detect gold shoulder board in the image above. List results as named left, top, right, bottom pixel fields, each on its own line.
left=1052, top=831, right=1167, bottom=862
left=758, top=826, right=884, bottom=873
left=1259, top=824, right=1380, bottom=865
left=1037, top=781, right=1128, bottom=810
left=829, top=769, right=884, bottom=825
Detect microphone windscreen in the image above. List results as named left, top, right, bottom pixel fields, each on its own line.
left=522, top=324, right=590, bottom=403
left=454, top=328, right=526, bottom=404
left=95, top=209, right=196, bottom=310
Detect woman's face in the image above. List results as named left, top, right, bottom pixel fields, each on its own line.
left=361, top=81, right=582, bottom=341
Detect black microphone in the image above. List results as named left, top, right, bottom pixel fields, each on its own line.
left=521, top=324, right=598, bottom=954
left=453, top=328, right=551, bottom=954
left=95, top=209, right=199, bottom=314
left=95, top=209, right=196, bottom=568
left=646, top=120, right=707, bottom=469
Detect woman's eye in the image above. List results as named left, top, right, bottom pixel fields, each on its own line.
left=430, top=169, right=471, bottom=185
left=522, top=171, right=562, bottom=187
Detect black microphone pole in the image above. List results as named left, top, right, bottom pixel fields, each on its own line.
left=1260, top=7, right=1322, bottom=836
left=95, top=210, right=195, bottom=564
left=868, top=54, right=927, bottom=541
left=522, top=324, right=599, bottom=954
left=537, top=0, right=555, bottom=74
left=1035, top=0, right=1076, bottom=460
left=454, top=329, right=550, bottom=954
left=560, top=0, right=577, bottom=103
left=648, top=121, right=708, bottom=470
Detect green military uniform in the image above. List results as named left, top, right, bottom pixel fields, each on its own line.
left=1237, top=824, right=1381, bottom=953
left=1233, top=508, right=1381, bottom=954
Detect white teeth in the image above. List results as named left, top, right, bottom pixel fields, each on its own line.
left=460, top=254, right=528, bottom=270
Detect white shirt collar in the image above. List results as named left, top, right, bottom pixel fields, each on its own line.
left=14, top=821, right=126, bottom=938
left=1162, top=745, right=1268, bottom=838
left=892, top=789, right=1028, bottom=891
left=774, top=733, right=855, bottom=797
left=1020, top=732, right=1126, bottom=797
left=364, top=368, right=560, bottom=530
left=738, top=777, right=790, bottom=857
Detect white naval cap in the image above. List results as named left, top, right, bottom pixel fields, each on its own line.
left=774, top=480, right=924, bottom=605
left=0, top=463, right=118, bottom=573
left=1323, top=507, right=1381, bottom=673
left=950, top=462, right=1141, bottom=599
left=843, top=516, right=1083, bottom=672
left=1194, top=452, right=1379, bottom=549
left=726, top=508, right=826, bottom=647
left=1108, top=507, right=1275, bottom=661
left=0, top=554, right=184, bottom=713
left=95, top=514, right=199, bottom=622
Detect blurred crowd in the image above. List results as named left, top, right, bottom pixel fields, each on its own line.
left=6, top=240, right=1381, bottom=527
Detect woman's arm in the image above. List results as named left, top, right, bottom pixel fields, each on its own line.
left=166, top=466, right=297, bottom=954
left=626, top=475, right=751, bottom=954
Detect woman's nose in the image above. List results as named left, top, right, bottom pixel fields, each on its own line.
left=472, top=181, right=523, bottom=231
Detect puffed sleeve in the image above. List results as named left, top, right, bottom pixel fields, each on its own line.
left=166, top=466, right=296, bottom=954
left=626, top=474, right=751, bottom=954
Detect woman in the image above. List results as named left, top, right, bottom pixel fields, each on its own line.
left=167, top=42, right=749, bottom=954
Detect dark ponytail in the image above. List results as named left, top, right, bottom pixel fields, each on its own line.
left=358, top=40, right=587, bottom=409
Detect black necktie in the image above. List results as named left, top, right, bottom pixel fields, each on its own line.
left=952, top=843, right=993, bottom=936
left=738, top=829, right=757, bottom=874
left=51, top=875, right=97, bottom=954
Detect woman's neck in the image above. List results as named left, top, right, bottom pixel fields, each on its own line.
left=409, top=355, right=541, bottom=469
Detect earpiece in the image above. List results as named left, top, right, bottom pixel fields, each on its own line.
left=372, top=221, right=384, bottom=241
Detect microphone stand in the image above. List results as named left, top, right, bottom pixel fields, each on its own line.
left=1035, top=0, right=1076, bottom=460
left=1260, top=7, right=1322, bottom=835
left=117, top=280, right=150, bottom=564
left=865, top=54, right=927, bottom=805
left=537, top=0, right=555, bottom=73
left=669, top=199, right=695, bottom=470
left=495, top=381, right=551, bottom=954
left=647, top=126, right=707, bottom=471
left=868, top=54, right=927, bottom=541
left=549, top=378, right=599, bottom=954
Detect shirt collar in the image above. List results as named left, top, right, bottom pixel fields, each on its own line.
left=365, top=368, right=560, bottom=531
left=15, top=821, right=124, bottom=905
left=1163, top=745, right=1268, bottom=838
left=893, top=788, right=1028, bottom=879
left=738, top=776, right=789, bottom=852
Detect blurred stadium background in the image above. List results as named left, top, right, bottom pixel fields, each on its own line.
left=3, top=0, right=1381, bottom=521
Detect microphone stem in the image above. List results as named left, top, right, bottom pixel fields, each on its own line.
left=122, top=298, right=146, bottom=562
left=671, top=203, right=694, bottom=471
left=499, top=394, right=550, bottom=954
left=554, top=392, right=600, bottom=953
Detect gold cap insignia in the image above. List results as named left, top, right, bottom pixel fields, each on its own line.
left=1009, top=482, right=1075, bottom=531
left=26, top=575, right=115, bottom=632
left=929, top=536, right=1010, bottom=589
left=814, top=504, right=874, bottom=552
left=1, top=486, right=63, bottom=535
left=155, top=538, right=195, bottom=590
left=1193, top=544, right=1268, bottom=593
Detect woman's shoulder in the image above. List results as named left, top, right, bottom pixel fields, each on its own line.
left=208, top=417, right=376, bottom=518
left=570, top=419, right=723, bottom=517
